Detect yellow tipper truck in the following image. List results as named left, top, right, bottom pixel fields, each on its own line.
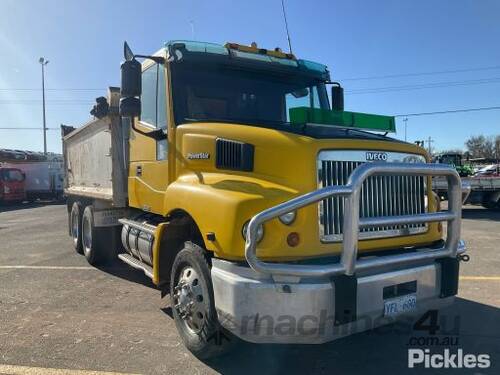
left=63, top=41, right=469, bottom=358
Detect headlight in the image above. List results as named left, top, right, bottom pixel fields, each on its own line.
left=242, top=221, right=264, bottom=243
left=4, top=186, right=10, bottom=194
left=279, top=211, right=296, bottom=225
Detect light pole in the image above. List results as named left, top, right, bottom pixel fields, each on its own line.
left=403, top=117, right=408, bottom=142
left=39, top=57, right=49, bottom=155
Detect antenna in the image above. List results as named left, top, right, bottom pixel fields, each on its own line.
left=189, top=20, right=195, bottom=39
left=281, top=0, right=293, bottom=54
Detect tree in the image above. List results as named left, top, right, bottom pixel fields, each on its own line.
left=465, top=135, right=498, bottom=159
left=439, top=149, right=464, bottom=155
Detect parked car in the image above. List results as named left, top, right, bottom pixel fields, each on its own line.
left=473, top=164, right=500, bottom=177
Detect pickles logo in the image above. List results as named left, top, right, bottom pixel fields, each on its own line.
left=187, top=152, right=210, bottom=160
left=366, top=151, right=388, bottom=161
left=408, top=349, right=491, bottom=369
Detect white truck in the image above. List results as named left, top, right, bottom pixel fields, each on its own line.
left=0, top=150, right=64, bottom=201
left=1, top=160, right=64, bottom=201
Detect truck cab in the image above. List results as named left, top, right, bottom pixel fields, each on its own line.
left=64, top=41, right=469, bottom=359
left=0, top=166, right=26, bottom=203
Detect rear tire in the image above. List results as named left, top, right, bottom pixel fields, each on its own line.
left=170, top=242, right=235, bottom=360
left=481, top=198, right=500, bottom=210
left=81, top=206, right=115, bottom=266
left=70, top=202, right=84, bottom=254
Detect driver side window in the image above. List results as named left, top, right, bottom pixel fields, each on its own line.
left=140, top=64, right=168, bottom=160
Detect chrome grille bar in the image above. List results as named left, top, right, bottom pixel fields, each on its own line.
left=319, top=158, right=427, bottom=242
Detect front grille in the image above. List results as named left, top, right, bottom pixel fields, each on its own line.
left=318, top=155, right=427, bottom=242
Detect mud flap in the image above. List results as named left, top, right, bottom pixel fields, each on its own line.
left=333, top=274, right=357, bottom=325
left=437, top=257, right=460, bottom=298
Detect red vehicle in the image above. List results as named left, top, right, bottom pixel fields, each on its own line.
left=0, top=167, right=26, bottom=203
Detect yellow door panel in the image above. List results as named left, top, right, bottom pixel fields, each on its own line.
left=129, top=123, right=157, bottom=162
left=129, top=160, right=168, bottom=214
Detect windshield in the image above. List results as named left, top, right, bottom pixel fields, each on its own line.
left=171, top=63, right=330, bottom=126
left=1, top=169, right=24, bottom=182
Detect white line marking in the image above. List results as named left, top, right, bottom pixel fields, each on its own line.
left=0, top=364, right=140, bottom=375
left=0, top=265, right=96, bottom=270
left=460, top=276, right=500, bottom=281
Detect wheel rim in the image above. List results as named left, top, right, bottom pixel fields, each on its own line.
left=71, top=209, right=79, bottom=245
left=82, top=215, right=92, bottom=253
left=173, top=266, right=207, bottom=334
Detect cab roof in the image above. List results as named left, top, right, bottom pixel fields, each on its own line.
left=163, top=40, right=330, bottom=81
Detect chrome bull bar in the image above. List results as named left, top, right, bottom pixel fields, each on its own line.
left=245, top=162, right=465, bottom=278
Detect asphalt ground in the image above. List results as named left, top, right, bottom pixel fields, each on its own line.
left=0, top=202, right=499, bottom=374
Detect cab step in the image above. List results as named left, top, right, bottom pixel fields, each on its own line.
left=118, top=253, right=153, bottom=279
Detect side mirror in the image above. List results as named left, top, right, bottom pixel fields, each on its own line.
left=331, top=84, right=344, bottom=111
left=120, top=59, right=142, bottom=98
left=119, top=97, right=141, bottom=117
left=120, top=41, right=142, bottom=118
left=119, top=59, right=142, bottom=117
left=119, top=41, right=166, bottom=140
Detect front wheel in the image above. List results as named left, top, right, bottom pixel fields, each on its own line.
left=170, top=242, right=234, bottom=359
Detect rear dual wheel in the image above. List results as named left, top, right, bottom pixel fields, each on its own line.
left=81, top=206, right=115, bottom=266
left=481, top=197, right=500, bottom=210
left=70, top=202, right=84, bottom=254
left=70, top=202, right=115, bottom=265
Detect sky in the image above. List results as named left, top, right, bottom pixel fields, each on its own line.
left=0, top=0, right=499, bottom=154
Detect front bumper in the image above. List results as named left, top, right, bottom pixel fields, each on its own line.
left=212, top=249, right=464, bottom=344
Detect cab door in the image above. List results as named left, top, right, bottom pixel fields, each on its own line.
left=128, top=58, right=170, bottom=214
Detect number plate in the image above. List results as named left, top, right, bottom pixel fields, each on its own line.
left=383, top=293, right=417, bottom=317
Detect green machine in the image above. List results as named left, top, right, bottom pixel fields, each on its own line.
left=436, top=152, right=474, bottom=177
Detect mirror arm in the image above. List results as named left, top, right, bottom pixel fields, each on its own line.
left=326, top=81, right=342, bottom=87
left=130, top=121, right=167, bottom=140
left=134, top=55, right=165, bottom=64
left=124, top=41, right=165, bottom=64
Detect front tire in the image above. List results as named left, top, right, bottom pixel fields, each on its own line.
left=170, top=242, right=234, bottom=359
